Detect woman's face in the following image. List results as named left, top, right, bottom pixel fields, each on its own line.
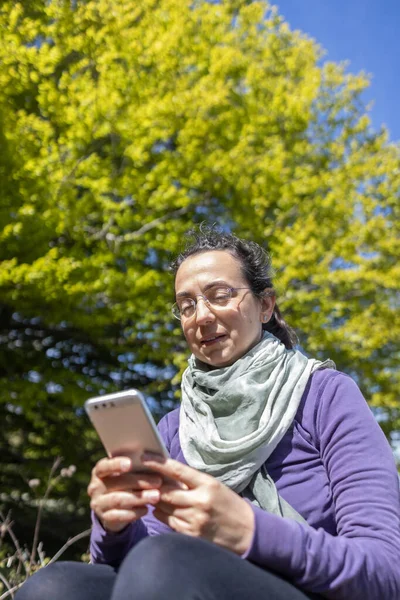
left=174, top=250, right=275, bottom=368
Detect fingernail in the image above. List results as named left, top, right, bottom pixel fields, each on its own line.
left=120, top=458, right=131, bottom=470
left=141, top=452, right=164, bottom=463
left=143, top=490, right=160, bottom=502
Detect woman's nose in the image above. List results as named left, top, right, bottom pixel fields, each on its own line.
left=195, top=297, right=215, bottom=324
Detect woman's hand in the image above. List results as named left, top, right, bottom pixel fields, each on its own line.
left=87, top=457, right=163, bottom=533
left=141, top=454, right=255, bottom=555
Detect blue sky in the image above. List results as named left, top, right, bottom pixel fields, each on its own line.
left=275, top=0, right=400, bottom=142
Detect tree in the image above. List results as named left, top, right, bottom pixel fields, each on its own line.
left=0, top=0, right=399, bottom=557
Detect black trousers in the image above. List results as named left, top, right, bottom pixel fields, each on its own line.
left=15, top=534, right=319, bottom=600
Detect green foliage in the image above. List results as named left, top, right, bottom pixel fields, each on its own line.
left=0, top=459, right=90, bottom=598
left=0, top=0, right=399, bottom=557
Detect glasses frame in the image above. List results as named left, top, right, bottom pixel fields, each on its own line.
left=171, top=286, right=251, bottom=321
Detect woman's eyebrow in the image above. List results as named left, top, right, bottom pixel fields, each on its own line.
left=175, top=280, right=231, bottom=298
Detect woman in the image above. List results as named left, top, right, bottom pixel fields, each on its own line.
left=16, top=229, right=400, bottom=599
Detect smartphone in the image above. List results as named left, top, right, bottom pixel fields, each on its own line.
left=84, top=389, right=168, bottom=472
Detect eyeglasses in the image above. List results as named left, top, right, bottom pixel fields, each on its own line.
left=172, top=286, right=251, bottom=320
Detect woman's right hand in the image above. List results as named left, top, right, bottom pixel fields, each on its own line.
left=87, top=457, right=163, bottom=533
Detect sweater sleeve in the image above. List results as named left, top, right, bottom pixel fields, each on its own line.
left=89, top=412, right=173, bottom=567
left=245, top=373, right=400, bottom=599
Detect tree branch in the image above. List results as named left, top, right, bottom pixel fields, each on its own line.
left=29, top=457, right=63, bottom=570
left=115, top=205, right=192, bottom=243
left=0, top=512, right=28, bottom=578
left=0, top=573, right=12, bottom=596
left=46, top=528, right=91, bottom=565
left=0, top=581, right=22, bottom=600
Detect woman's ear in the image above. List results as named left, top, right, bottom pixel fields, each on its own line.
left=260, top=289, right=276, bottom=324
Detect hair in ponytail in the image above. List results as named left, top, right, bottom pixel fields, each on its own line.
left=263, top=304, right=298, bottom=350
left=171, top=225, right=298, bottom=349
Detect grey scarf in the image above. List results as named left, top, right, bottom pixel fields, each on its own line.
left=180, top=332, right=335, bottom=523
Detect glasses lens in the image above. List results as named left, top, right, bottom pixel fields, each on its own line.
left=174, top=298, right=196, bottom=319
left=173, top=287, right=233, bottom=320
left=207, top=286, right=232, bottom=306
left=172, top=303, right=181, bottom=320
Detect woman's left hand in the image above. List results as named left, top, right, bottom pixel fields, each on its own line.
left=141, top=453, right=255, bottom=555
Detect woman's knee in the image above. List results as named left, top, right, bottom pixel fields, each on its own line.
left=15, top=562, right=74, bottom=600
left=14, top=561, right=115, bottom=600
left=118, top=534, right=224, bottom=595
left=125, top=533, right=211, bottom=572
left=116, top=536, right=316, bottom=600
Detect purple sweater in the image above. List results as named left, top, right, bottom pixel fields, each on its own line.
left=90, top=369, right=400, bottom=598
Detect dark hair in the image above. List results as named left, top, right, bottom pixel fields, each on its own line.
left=170, top=226, right=298, bottom=349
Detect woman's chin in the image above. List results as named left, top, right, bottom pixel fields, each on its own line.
left=198, top=349, right=236, bottom=369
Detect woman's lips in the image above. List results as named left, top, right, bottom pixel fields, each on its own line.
left=201, top=334, right=227, bottom=347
